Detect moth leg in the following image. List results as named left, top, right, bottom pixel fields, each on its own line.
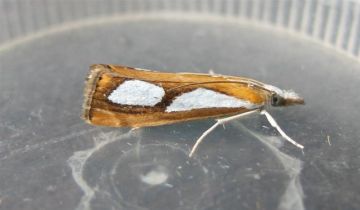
left=189, top=123, right=219, bottom=158
left=189, top=109, right=260, bottom=157
left=260, top=110, right=304, bottom=150
left=217, top=109, right=260, bottom=124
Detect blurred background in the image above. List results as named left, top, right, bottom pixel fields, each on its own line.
left=0, top=0, right=360, bottom=210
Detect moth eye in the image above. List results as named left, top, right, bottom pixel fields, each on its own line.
left=272, top=95, right=278, bottom=103
left=271, top=94, right=281, bottom=106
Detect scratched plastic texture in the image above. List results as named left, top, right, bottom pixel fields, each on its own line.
left=1, top=1, right=360, bottom=210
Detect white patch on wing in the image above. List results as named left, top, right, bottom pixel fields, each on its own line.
left=108, top=80, right=164, bottom=106
left=166, top=88, right=257, bottom=112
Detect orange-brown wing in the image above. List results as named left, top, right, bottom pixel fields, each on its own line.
left=82, top=64, right=271, bottom=127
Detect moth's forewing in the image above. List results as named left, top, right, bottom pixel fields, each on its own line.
left=82, top=64, right=270, bottom=127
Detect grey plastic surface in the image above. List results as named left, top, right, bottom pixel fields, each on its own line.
left=1, top=13, right=360, bottom=210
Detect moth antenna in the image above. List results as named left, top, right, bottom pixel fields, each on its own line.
left=168, top=80, right=266, bottom=92
left=107, top=72, right=268, bottom=93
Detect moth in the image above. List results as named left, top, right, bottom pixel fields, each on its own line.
left=83, top=64, right=305, bottom=157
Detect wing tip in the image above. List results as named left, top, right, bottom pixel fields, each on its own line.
left=82, top=65, right=109, bottom=123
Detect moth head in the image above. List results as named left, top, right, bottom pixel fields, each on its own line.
left=265, top=85, right=305, bottom=107
left=270, top=93, right=304, bottom=106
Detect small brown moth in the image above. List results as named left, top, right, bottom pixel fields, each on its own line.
left=83, top=64, right=305, bottom=157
